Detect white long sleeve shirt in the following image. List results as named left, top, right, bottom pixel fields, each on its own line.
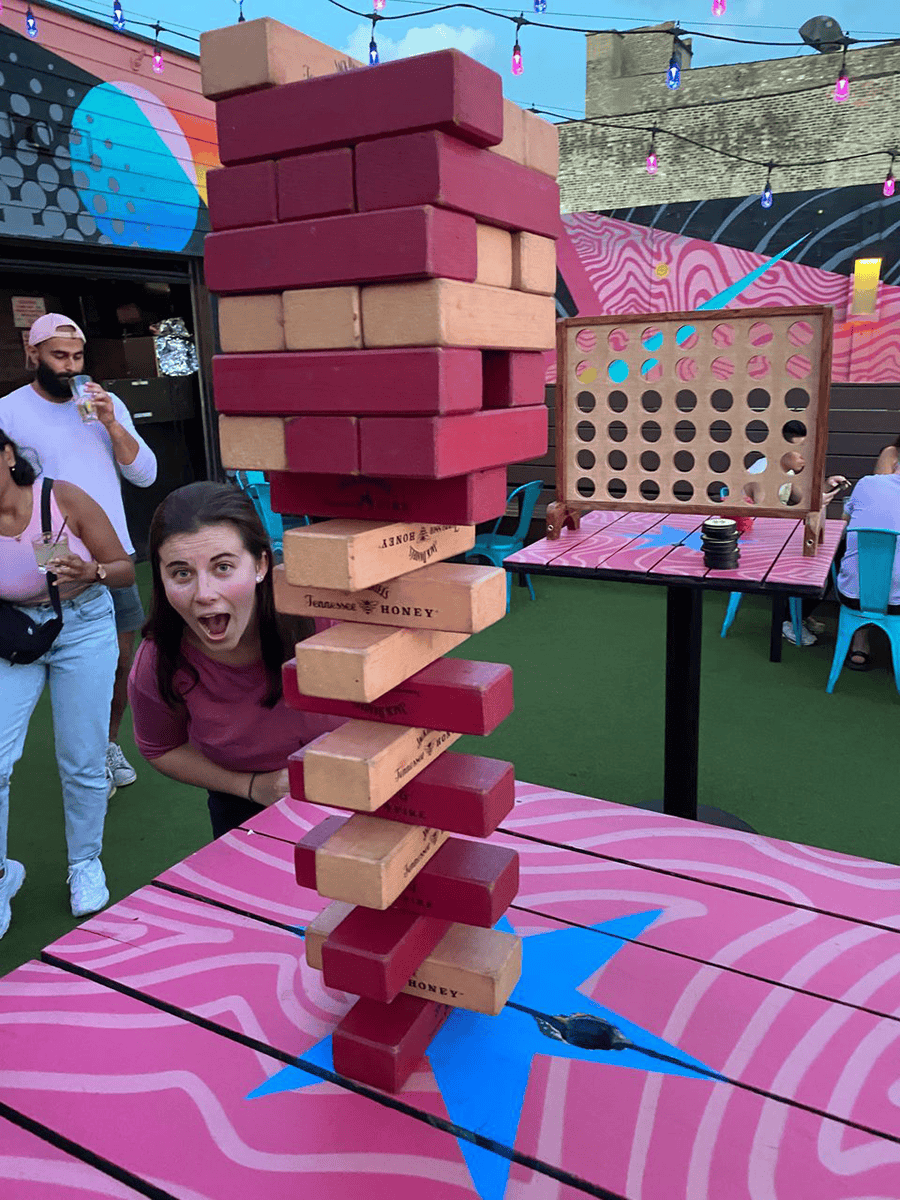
left=0, top=383, right=157, bottom=556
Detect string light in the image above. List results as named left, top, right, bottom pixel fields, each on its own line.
left=368, top=15, right=380, bottom=63
left=373, top=0, right=385, bottom=10
left=666, top=38, right=681, bottom=90
left=237, top=0, right=245, bottom=22
left=646, top=127, right=658, bottom=174
left=885, top=154, right=897, bottom=198
left=761, top=162, right=774, bottom=208
left=533, top=0, right=546, bottom=12
left=833, top=41, right=850, bottom=101
left=512, top=15, right=525, bottom=75
left=112, top=0, right=124, bottom=30
left=711, top=0, right=726, bottom=16
left=152, top=22, right=163, bottom=73
left=25, top=5, right=38, bottom=36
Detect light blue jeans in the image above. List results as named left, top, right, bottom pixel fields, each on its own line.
left=0, top=584, right=118, bottom=874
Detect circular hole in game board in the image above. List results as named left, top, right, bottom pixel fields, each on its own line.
left=747, top=388, right=770, bottom=411
left=575, top=360, right=598, bottom=384
left=576, top=420, right=596, bottom=442
left=576, top=390, right=596, bottom=413
left=608, top=449, right=627, bottom=471
left=675, top=420, right=696, bottom=443
left=743, top=480, right=762, bottom=504
left=746, top=420, right=769, bottom=444
left=747, top=355, right=770, bottom=379
left=676, top=357, right=697, bottom=382
left=779, top=480, right=803, bottom=507
left=641, top=420, right=662, bottom=442
left=576, top=449, right=596, bottom=470
left=707, top=481, right=728, bottom=503
left=788, top=320, right=814, bottom=346
left=676, top=325, right=699, bottom=349
left=780, top=450, right=806, bottom=473
left=607, top=327, right=629, bottom=353
left=641, top=450, right=660, bottom=471
left=713, top=323, right=735, bottom=348
left=786, top=354, right=812, bottom=380
left=744, top=450, right=766, bottom=470
left=709, top=420, right=732, bottom=443
left=786, top=387, right=810, bottom=410
left=640, top=480, right=660, bottom=501
left=641, top=390, right=662, bottom=412
left=576, top=477, right=596, bottom=497
left=675, top=389, right=697, bottom=412
left=709, top=451, right=731, bottom=472
left=782, top=419, right=807, bottom=441
left=607, top=359, right=629, bottom=383
left=641, top=359, right=663, bottom=383
left=711, top=389, right=733, bottom=412
left=711, top=357, right=735, bottom=382
left=607, top=390, right=628, bottom=412
left=575, top=328, right=597, bottom=352
left=607, top=479, right=627, bottom=499
left=748, top=321, right=773, bottom=347
left=641, top=325, right=663, bottom=351
left=674, top=450, right=695, bottom=471
left=673, top=480, right=694, bottom=502
left=608, top=421, right=628, bottom=443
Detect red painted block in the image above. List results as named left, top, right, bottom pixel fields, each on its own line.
left=284, top=416, right=359, bottom=474
left=207, top=161, right=277, bottom=231
left=204, top=206, right=477, bottom=295
left=359, top=405, right=548, bottom=479
left=269, top=468, right=507, bottom=525
left=356, top=131, right=561, bottom=240
left=322, top=908, right=452, bottom=1002
left=213, top=348, right=482, bottom=417
left=294, top=821, right=520, bottom=925
left=277, top=148, right=355, bottom=222
left=483, top=351, right=547, bottom=409
left=332, top=993, right=452, bottom=1093
left=283, top=657, right=513, bottom=737
left=216, top=49, right=503, bottom=166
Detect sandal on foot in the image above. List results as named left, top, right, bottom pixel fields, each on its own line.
left=846, top=650, right=873, bottom=671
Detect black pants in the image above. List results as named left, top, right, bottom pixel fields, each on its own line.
left=207, top=789, right=265, bottom=839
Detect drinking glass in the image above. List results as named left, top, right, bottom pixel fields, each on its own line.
left=32, top=532, right=70, bottom=574
left=70, top=374, right=98, bottom=422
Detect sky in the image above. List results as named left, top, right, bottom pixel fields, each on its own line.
left=66, top=0, right=900, bottom=121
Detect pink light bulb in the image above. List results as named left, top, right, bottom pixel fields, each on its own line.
left=712, top=0, right=726, bottom=15
left=833, top=74, right=849, bottom=102
left=373, top=0, right=385, bottom=9
left=646, top=152, right=658, bottom=175
left=511, top=43, right=523, bottom=76
left=152, top=48, right=163, bottom=73
left=885, top=174, right=896, bottom=198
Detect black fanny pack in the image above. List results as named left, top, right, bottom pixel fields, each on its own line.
left=0, top=478, right=64, bottom=665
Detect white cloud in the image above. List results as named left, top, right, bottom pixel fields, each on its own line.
left=344, top=21, right=495, bottom=65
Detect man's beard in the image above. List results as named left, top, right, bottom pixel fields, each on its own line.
left=35, top=359, right=75, bottom=400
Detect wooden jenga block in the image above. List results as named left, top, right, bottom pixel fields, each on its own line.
left=290, top=750, right=515, bottom=837
left=276, top=148, right=355, bottom=222
left=361, top=279, right=555, bottom=350
left=355, top=131, right=561, bottom=240
left=218, top=295, right=285, bottom=353
left=307, top=904, right=522, bottom=1015
left=216, top=49, right=503, bottom=164
left=303, top=720, right=460, bottom=812
left=523, top=109, right=560, bottom=178
left=312, top=817, right=449, bottom=908
left=274, top=562, right=506, bottom=634
left=213, top=348, right=482, bottom=416
left=269, top=468, right=507, bottom=525
left=218, top=415, right=286, bottom=469
left=207, top=161, right=277, bottom=231
left=475, top=224, right=513, bottom=289
left=282, top=520, right=475, bottom=591
left=199, top=17, right=362, bottom=101
left=358, top=406, right=548, bottom=479
left=488, top=98, right=526, bottom=166
left=482, top=350, right=547, bottom=409
left=512, top=232, right=556, bottom=295
left=284, top=416, right=359, bottom=474
left=293, top=624, right=469, bottom=704
left=322, top=908, right=452, bottom=1003
left=282, top=287, right=362, bottom=351
left=283, top=657, right=514, bottom=738
left=332, top=994, right=452, bottom=1094
left=205, top=207, right=478, bottom=295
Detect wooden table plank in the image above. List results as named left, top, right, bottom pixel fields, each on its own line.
left=504, top=509, right=622, bottom=566
left=0, top=1116, right=148, bottom=1198
left=764, top=518, right=844, bottom=587
left=599, top=513, right=706, bottom=573
left=551, top=511, right=665, bottom=570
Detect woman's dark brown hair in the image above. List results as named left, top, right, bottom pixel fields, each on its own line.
left=143, top=481, right=312, bottom=709
left=0, top=429, right=38, bottom=487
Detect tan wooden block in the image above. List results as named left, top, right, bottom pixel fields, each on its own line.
left=274, top=561, right=506, bottom=633
left=522, top=109, right=559, bottom=179
left=361, top=280, right=556, bottom=351
left=475, top=224, right=513, bottom=289
left=218, top=415, right=286, bottom=470
left=312, top=818, right=449, bottom=909
left=304, top=719, right=460, bottom=812
left=283, top=286, right=362, bottom=351
left=200, top=18, right=361, bottom=100
left=488, top=99, right=526, bottom=166
left=294, top=623, right=468, bottom=703
left=218, top=295, right=285, bottom=353
left=512, top=232, right=556, bottom=296
left=282, top=519, right=476, bottom=591
left=307, top=903, right=521, bottom=1014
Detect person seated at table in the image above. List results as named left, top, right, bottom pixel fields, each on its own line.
left=874, top=437, right=900, bottom=476
left=128, top=482, right=341, bottom=838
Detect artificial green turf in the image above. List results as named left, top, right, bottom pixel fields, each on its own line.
left=2, top=565, right=897, bottom=977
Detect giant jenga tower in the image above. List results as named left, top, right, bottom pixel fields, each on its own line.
left=201, top=17, right=558, bottom=1093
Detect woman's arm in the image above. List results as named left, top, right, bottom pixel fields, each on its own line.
left=49, top=480, right=135, bottom=588
left=147, top=743, right=289, bottom=807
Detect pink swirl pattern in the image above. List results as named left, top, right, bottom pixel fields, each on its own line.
left=574, top=328, right=596, bottom=352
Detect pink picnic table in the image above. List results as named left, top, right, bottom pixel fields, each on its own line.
left=505, top=511, right=845, bottom=824
left=3, top=784, right=900, bottom=1200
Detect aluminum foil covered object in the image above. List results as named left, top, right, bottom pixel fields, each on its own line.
left=152, top=317, right=199, bottom=376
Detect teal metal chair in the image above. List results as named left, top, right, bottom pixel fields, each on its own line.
left=465, top=480, right=543, bottom=612
left=235, top=470, right=284, bottom=555
left=720, top=592, right=804, bottom=644
left=826, top=528, right=900, bottom=693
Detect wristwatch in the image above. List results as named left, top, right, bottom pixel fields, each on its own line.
left=95, top=561, right=107, bottom=581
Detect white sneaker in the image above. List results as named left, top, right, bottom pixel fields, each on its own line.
left=783, top=619, right=816, bottom=646
left=68, top=857, right=109, bottom=918
left=0, top=860, right=25, bottom=940
left=105, top=767, right=117, bottom=802
left=106, top=742, right=137, bottom=788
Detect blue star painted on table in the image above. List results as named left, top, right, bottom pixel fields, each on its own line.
left=247, top=910, right=723, bottom=1200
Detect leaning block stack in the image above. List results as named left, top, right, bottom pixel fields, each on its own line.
left=201, top=17, right=559, bottom=1094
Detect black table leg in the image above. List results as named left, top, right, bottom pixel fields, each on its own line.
left=664, top=585, right=702, bottom=821
left=770, top=593, right=787, bottom=663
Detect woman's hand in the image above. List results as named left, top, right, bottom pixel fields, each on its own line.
left=823, top=475, right=850, bottom=504
left=47, top=552, right=100, bottom=584
left=250, top=768, right=290, bottom=807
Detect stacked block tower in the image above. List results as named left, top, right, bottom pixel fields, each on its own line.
left=201, top=17, right=558, bottom=1093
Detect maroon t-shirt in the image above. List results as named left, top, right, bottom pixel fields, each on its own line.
left=129, top=637, right=342, bottom=773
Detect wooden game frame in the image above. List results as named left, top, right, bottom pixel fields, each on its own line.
left=551, top=306, right=834, bottom=554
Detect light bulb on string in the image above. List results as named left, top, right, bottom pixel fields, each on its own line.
left=761, top=163, right=774, bottom=209
left=533, top=0, right=546, bottom=12
left=26, top=6, right=38, bottom=37
left=368, top=17, right=380, bottom=65
left=112, top=0, right=125, bottom=30
left=152, top=23, right=163, bottom=73
left=884, top=154, right=897, bottom=198
left=511, top=17, right=526, bottom=76
left=833, top=42, right=849, bottom=102
left=237, top=0, right=245, bottom=22
left=666, top=40, right=681, bottom=90
left=373, top=0, right=385, bottom=11
left=711, top=0, right=725, bottom=15
left=646, top=128, right=658, bottom=175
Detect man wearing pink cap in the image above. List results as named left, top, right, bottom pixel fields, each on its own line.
left=0, top=314, right=157, bottom=797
